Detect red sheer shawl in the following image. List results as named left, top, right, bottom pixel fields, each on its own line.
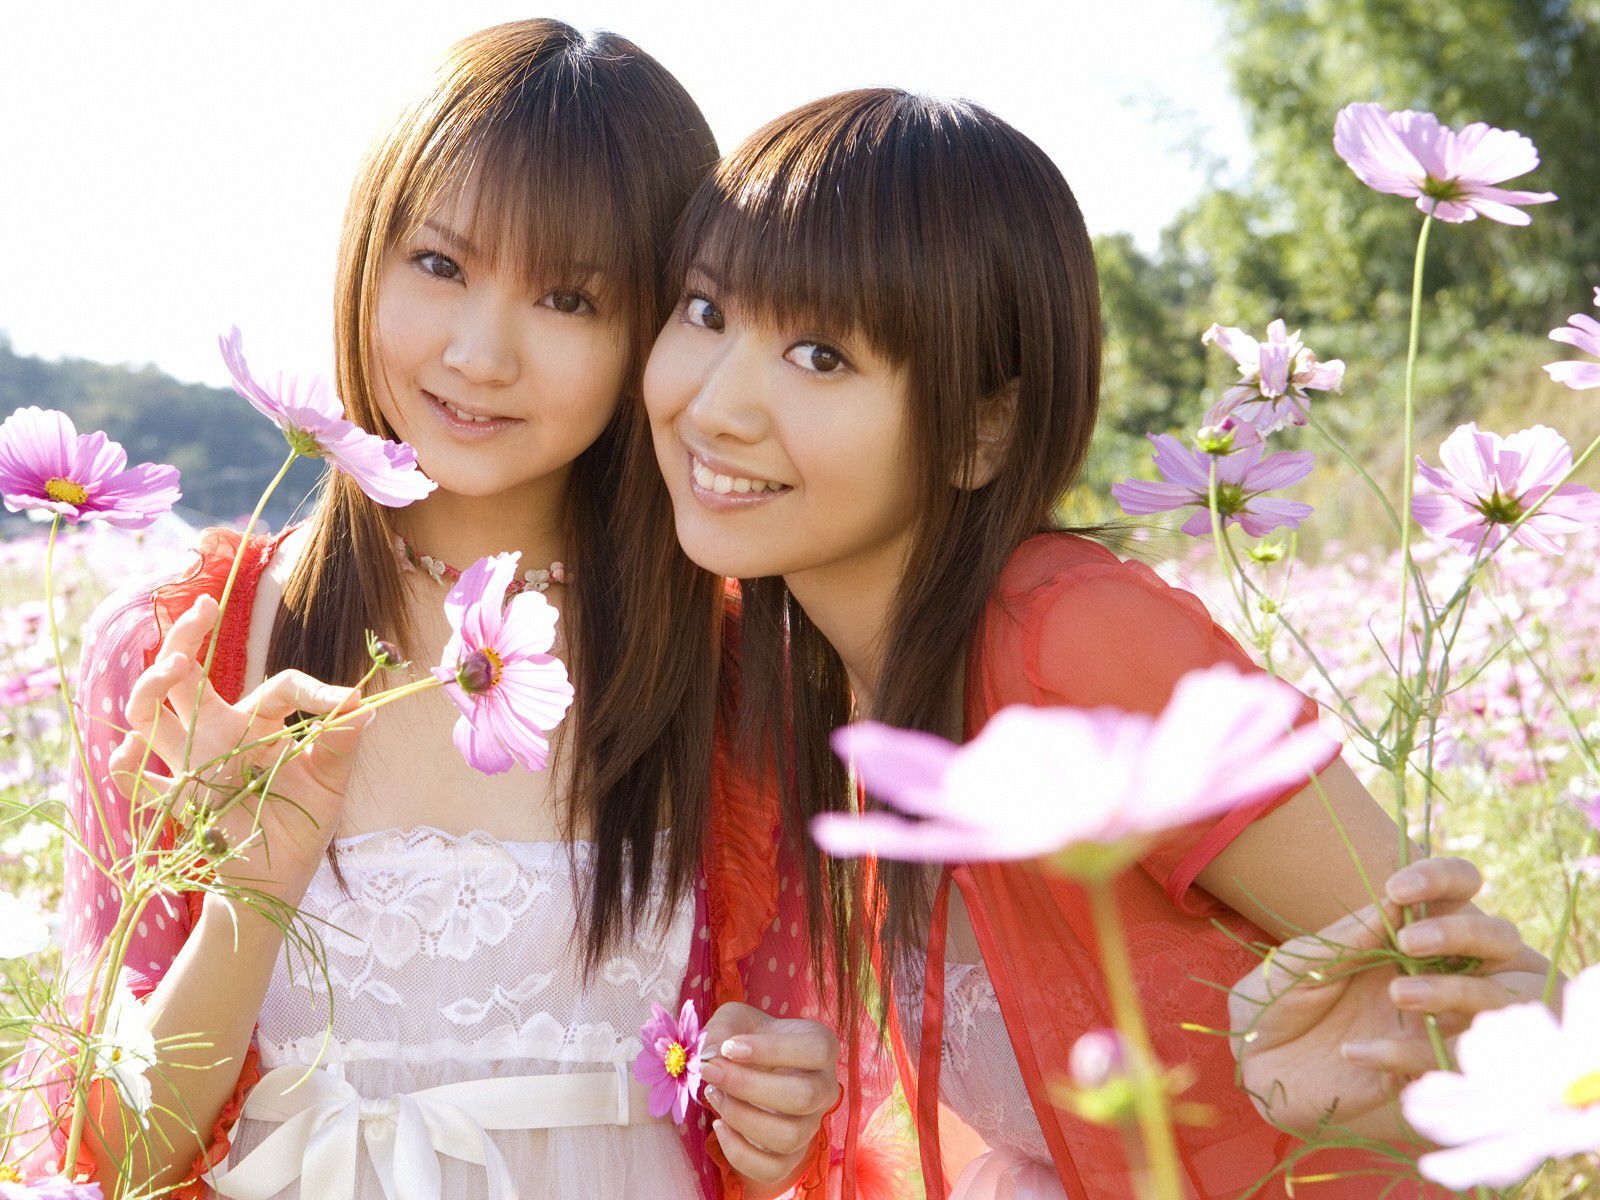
left=892, top=533, right=1433, bottom=1199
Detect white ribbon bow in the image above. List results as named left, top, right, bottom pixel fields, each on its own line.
left=209, top=1062, right=646, bottom=1200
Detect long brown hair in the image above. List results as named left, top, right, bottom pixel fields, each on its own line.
left=268, top=19, right=723, bottom=967
left=669, top=89, right=1104, bottom=970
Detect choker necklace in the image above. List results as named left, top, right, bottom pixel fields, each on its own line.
left=393, top=535, right=568, bottom=595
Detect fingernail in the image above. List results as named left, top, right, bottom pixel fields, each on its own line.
left=1387, top=870, right=1425, bottom=903
left=712, top=1118, right=727, bottom=1141
left=703, top=1084, right=721, bottom=1108
left=1390, top=979, right=1429, bottom=1004
left=721, top=1038, right=751, bottom=1061
left=700, top=1059, right=724, bottom=1085
left=1342, top=1041, right=1375, bottom=1061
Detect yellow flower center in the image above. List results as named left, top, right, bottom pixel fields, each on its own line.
left=45, top=477, right=89, bottom=506
left=482, top=648, right=504, bottom=687
left=1564, top=1069, right=1600, bottom=1109
left=0, top=1163, right=22, bottom=1182
left=663, top=1041, right=688, bottom=1079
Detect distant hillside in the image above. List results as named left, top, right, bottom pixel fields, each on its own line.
left=0, top=334, right=323, bottom=527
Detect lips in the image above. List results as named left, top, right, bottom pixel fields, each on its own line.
left=421, top=389, right=522, bottom=440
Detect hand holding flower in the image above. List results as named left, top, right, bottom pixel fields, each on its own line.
left=106, top=593, right=373, bottom=909
left=697, top=1000, right=842, bottom=1195
left=1230, top=857, right=1550, bottom=1143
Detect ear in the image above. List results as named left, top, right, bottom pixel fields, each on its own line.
left=953, top=379, right=1019, bottom=490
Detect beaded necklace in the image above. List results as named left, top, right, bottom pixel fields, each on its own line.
left=393, top=535, right=568, bottom=595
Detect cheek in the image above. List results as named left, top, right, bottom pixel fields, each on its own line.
left=538, top=321, right=630, bottom=421
left=642, top=328, right=698, bottom=428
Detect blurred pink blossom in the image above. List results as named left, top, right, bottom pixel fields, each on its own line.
left=1201, top=319, right=1344, bottom=434
left=1545, top=288, right=1600, bottom=391
left=1413, top=423, right=1600, bottom=554
left=1112, top=434, right=1315, bottom=537
left=1401, top=964, right=1600, bottom=1189
left=1333, top=103, right=1557, bottom=224
left=814, top=665, right=1337, bottom=873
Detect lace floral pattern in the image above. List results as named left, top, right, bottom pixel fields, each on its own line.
left=897, top=953, right=1052, bottom=1163
left=255, top=827, right=693, bottom=1070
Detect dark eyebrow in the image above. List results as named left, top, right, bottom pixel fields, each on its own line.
left=422, top=220, right=479, bottom=259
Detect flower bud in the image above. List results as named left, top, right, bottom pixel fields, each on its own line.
left=200, top=827, right=230, bottom=858
left=1247, top=540, right=1286, bottom=564
left=1194, top=423, right=1237, bottom=456
left=366, top=630, right=406, bottom=670
left=1069, top=1029, right=1128, bottom=1089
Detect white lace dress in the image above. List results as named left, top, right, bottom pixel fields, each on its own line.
left=898, top=955, right=1065, bottom=1200
left=208, top=828, right=703, bottom=1200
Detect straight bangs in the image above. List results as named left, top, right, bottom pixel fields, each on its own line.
left=392, top=85, right=638, bottom=321
left=672, top=90, right=1020, bottom=404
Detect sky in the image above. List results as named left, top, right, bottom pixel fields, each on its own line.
left=0, top=0, right=1251, bottom=387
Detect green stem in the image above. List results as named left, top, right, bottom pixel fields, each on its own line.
left=1086, top=878, right=1185, bottom=1200
left=1390, top=211, right=1434, bottom=869
left=1545, top=830, right=1597, bottom=1007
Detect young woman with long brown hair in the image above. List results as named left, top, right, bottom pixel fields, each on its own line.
left=643, top=89, right=1552, bottom=1199
left=34, top=22, right=857, bottom=1200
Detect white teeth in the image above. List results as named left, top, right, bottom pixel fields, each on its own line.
left=438, top=396, right=493, bottom=423
left=690, top=456, right=783, bottom=495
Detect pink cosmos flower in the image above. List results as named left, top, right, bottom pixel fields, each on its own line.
left=0, top=408, right=179, bottom=531
left=1333, top=103, right=1557, bottom=225
left=0, top=668, right=59, bottom=708
left=1400, top=964, right=1600, bottom=1190
left=814, top=664, right=1338, bottom=873
left=633, top=999, right=706, bottom=1125
left=1412, top=423, right=1600, bottom=555
left=219, top=327, right=435, bottom=507
left=1201, top=320, right=1345, bottom=434
left=432, top=553, right=574, bottom=774
left=1545, top=287, right=1600, bottom=391
left=0, top=1179, right=103, bottom=1200
left=1112, top=434, right=1314, bottom=537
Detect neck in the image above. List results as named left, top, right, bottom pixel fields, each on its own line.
left=782, top=533, right=914, bottom=719
left=393, top=468, right=572, bottom=573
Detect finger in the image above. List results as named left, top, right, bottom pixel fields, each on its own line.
left=711, top=1117, right=794, bottom=1186
left=237, top=670, right=361, bottom=726
left=718, top=1024, right=839, bottom=1072
left=124, top=651, right=196, bottom=739
left=1396, top=913, right=1523, bottom=966
left=1341, top=1037, right=1444, bottom=1079
left=301, top=708, right=373, bottom=794
left=107, top=735, right=174, bottom=800
left=161, top=595, right=221, bottom=664
left=703, top=1083, right=812, bottom=1157
left=1386, top=858, right=1482, bottom=912
left=1389, top=973, right=1524, bottom=1016
left=1232, top=904, right=1393, bottom=1007
left=699, top=1057, right=838, bottom=1118
left=701, top=1001, right=766, bottom=1050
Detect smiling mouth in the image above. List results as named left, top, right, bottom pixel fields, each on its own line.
left=422, top=390, right=520, bottom=430
left=688, top=454, right=789, bottom=496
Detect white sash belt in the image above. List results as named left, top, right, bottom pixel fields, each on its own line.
left=208, top=1061, right=658, bottom=1200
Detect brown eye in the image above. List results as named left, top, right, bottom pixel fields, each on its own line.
left=684, top=294, right=724, bottom=332
left=786, top=342, right=846, bottom=375
left=542, top=290, right=591, bottom=315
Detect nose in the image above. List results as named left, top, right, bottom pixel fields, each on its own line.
left=441, top=290, right=520, bottom=387
left=682, top=334, right=768, bottom=445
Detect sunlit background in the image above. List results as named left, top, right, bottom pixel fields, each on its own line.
left=0, top=0, right=1248, bottom=385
